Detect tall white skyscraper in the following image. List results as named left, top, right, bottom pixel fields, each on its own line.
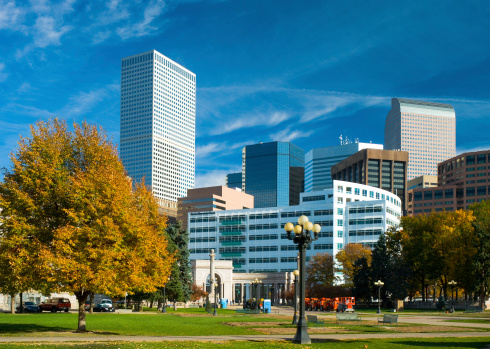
left=384, top=98, right=456, bottom=180
left=120, top=50, right=196, bottom=211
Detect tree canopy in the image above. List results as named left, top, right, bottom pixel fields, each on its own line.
left=0, top=119, right=174, bottom=330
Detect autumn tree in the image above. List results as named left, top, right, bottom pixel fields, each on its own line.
left=0, top=119, right=174, bottom=331
left=190, top=284, right=208, bottom=302
left=305, top=253, right=337, bottom=295
left=335, top=243, right=372, bottom=286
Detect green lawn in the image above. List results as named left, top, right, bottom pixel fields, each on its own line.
left=0, top=311, right=283, bottom=337
left=1, top=338, right=490, bottom=349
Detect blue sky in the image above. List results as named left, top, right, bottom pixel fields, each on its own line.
left=1, top=0, right=490, bottom=187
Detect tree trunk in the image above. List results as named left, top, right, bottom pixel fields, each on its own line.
left=149, top=300, right=154, bottom=309
left=10, top=293, right=15, bottom=314
left=480, top=284, right=486, bottom=310
left=75, top=291, right=90, bottom=332
left=89, top=292, right=95, bottom=314
left=421, top=277, right=426, bottom=302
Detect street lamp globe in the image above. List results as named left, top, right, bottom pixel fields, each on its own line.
left=298, top=215, right=309, bottom=225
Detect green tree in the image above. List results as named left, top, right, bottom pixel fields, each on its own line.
left=470, top=200, right=490, bottom=309
left=165, top=221, right=192, bottom=302
left=370, top=234, right=391, bottom=303
left=352, top=257, right=371, bottom=302
left=0, top=119, right=174, bottom=331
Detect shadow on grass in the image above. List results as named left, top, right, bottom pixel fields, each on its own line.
left=0, top=323, right=119, bottom=336
left=0, top=323, right=69, bottom=334
left=385, top=340, right=490, bottom=348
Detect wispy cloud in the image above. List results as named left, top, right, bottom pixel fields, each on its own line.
left=0, top=1, right=26, bottom=31
left=116, top=0, right=166, bottom=40
left=195, top=168, right=241, bottom=188
left=0, top=103, right=53, bottom=118
left=0, top=63, right=8, bottom=82
left=269, top=126, right=315, bottom=143
left=59, top=84, right=120, bottom=117
left=209, top=111, right=291, bottom=136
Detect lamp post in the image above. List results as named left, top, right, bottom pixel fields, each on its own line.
left=374, top=280, right=384, bottom=314
left=162, top=276, right=170, bottom=313
left=284, top=215, right=321, bottom=345
left=292, top=269, right=299, bottom=325
left=448, top=280, right=457, bottom=312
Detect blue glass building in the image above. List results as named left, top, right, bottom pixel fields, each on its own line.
left=242, top=142, right=304, bottom=208
left=225, top=172, right=242, bottom=189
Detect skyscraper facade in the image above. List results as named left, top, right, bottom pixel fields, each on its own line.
left=384, top=98, right=456, bottom=180
left=120, top=50, right=196, bottom=210
left=225, top=172, right=242, bottom=189
left=242, top=142, right=304, bottom=208
left=304, top=142, right=383, bottom=191
left=187, top=181, right=401, bottom=274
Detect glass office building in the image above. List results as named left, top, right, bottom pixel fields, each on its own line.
left=188, top=180, right=402, bottom=275
left=305, top=142, right=383, bottom=191
left=242, top=142, right=304, bottom=208
left=120, top=50, right=196, bottom=206
left=225, top=172, right=242, bottom=189
left=385, top=98, right=456, bottom=180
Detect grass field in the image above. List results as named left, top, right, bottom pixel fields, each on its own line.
left=1, top=338, right=490, bottom=349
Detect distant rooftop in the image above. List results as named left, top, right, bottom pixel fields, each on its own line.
left=394, top=98, right=454, bottom=111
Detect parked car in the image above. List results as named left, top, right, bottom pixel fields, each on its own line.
left=93, top=303, right=113, bottom=312
left=16, top=301, right=41, bottom=313
left=39, top=298, right=71, bottom=313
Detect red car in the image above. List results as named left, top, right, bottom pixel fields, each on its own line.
left=39, top=298, right=71, bottom=312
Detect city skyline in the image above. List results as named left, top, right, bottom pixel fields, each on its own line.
left=1, top=1, right=490, bottom=188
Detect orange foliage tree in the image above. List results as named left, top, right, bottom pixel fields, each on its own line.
left=0, top=119, right=174, bottom=331
left=335, top=243, right=372, bottom=286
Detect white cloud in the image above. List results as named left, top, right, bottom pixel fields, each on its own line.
left=32, top=16, right=71, bottom=48
left=0, top=1, right=25, bottom=31
left=116, top=0, right=166, bottom=40
left=59, top=84, right=119, bottom=117
left=0, top=103, right=53, bottom=118
left=195, top=142, right=222, bottom=158
left=195, top=169, right=228, bottom=188
left=269, top=126, right=315, bottom=143
left=210, top=111, right=291, bottom=136
left=0, top=63, right=8, bottom=82
left=18, top=82, right=31, bottom=92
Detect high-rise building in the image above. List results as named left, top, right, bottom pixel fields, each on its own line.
left=225, top=172, right=242, bottom=189
left=242, top=141, right=304, bottom=208
left=331, top=149, right=409, bottom=211
left=187, top=180, right=401, bottom=274
left=407, top=150, right=490, bottom=216
left=305, top=142, right=383, bottom=191
left=407, top=175, right=438, bottom=191
left=120, top=50, right=196, bottom=215
left=177, top=186, right=254, bottom=230
left=384, top=98, right=456, bottom=180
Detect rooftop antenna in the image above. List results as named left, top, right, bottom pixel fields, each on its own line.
left=339, top=134, right=343, bottom=145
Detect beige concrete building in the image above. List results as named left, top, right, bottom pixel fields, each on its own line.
left=331, top=148, right=409, bottom=211
left=407, top=175, right=438, bottom=191
left=384, top=98, right=456, bottom=181
left=178, top=186, right=254, bottom=229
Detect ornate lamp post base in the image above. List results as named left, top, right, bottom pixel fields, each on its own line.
left=293, top=320, right=311, bottom=344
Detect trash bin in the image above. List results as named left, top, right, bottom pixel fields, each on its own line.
left=263, top=299, right=271, bottom=314
left=220, top=299, right=228, bottom=309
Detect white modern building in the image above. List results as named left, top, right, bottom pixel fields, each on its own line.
left=120, top=50, right=196, bottom=208
left=384, top=98, right=456, bottom=180
left=305, top=142, right=383, bottom=191
left=188, top=181, right=401, bottom=277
